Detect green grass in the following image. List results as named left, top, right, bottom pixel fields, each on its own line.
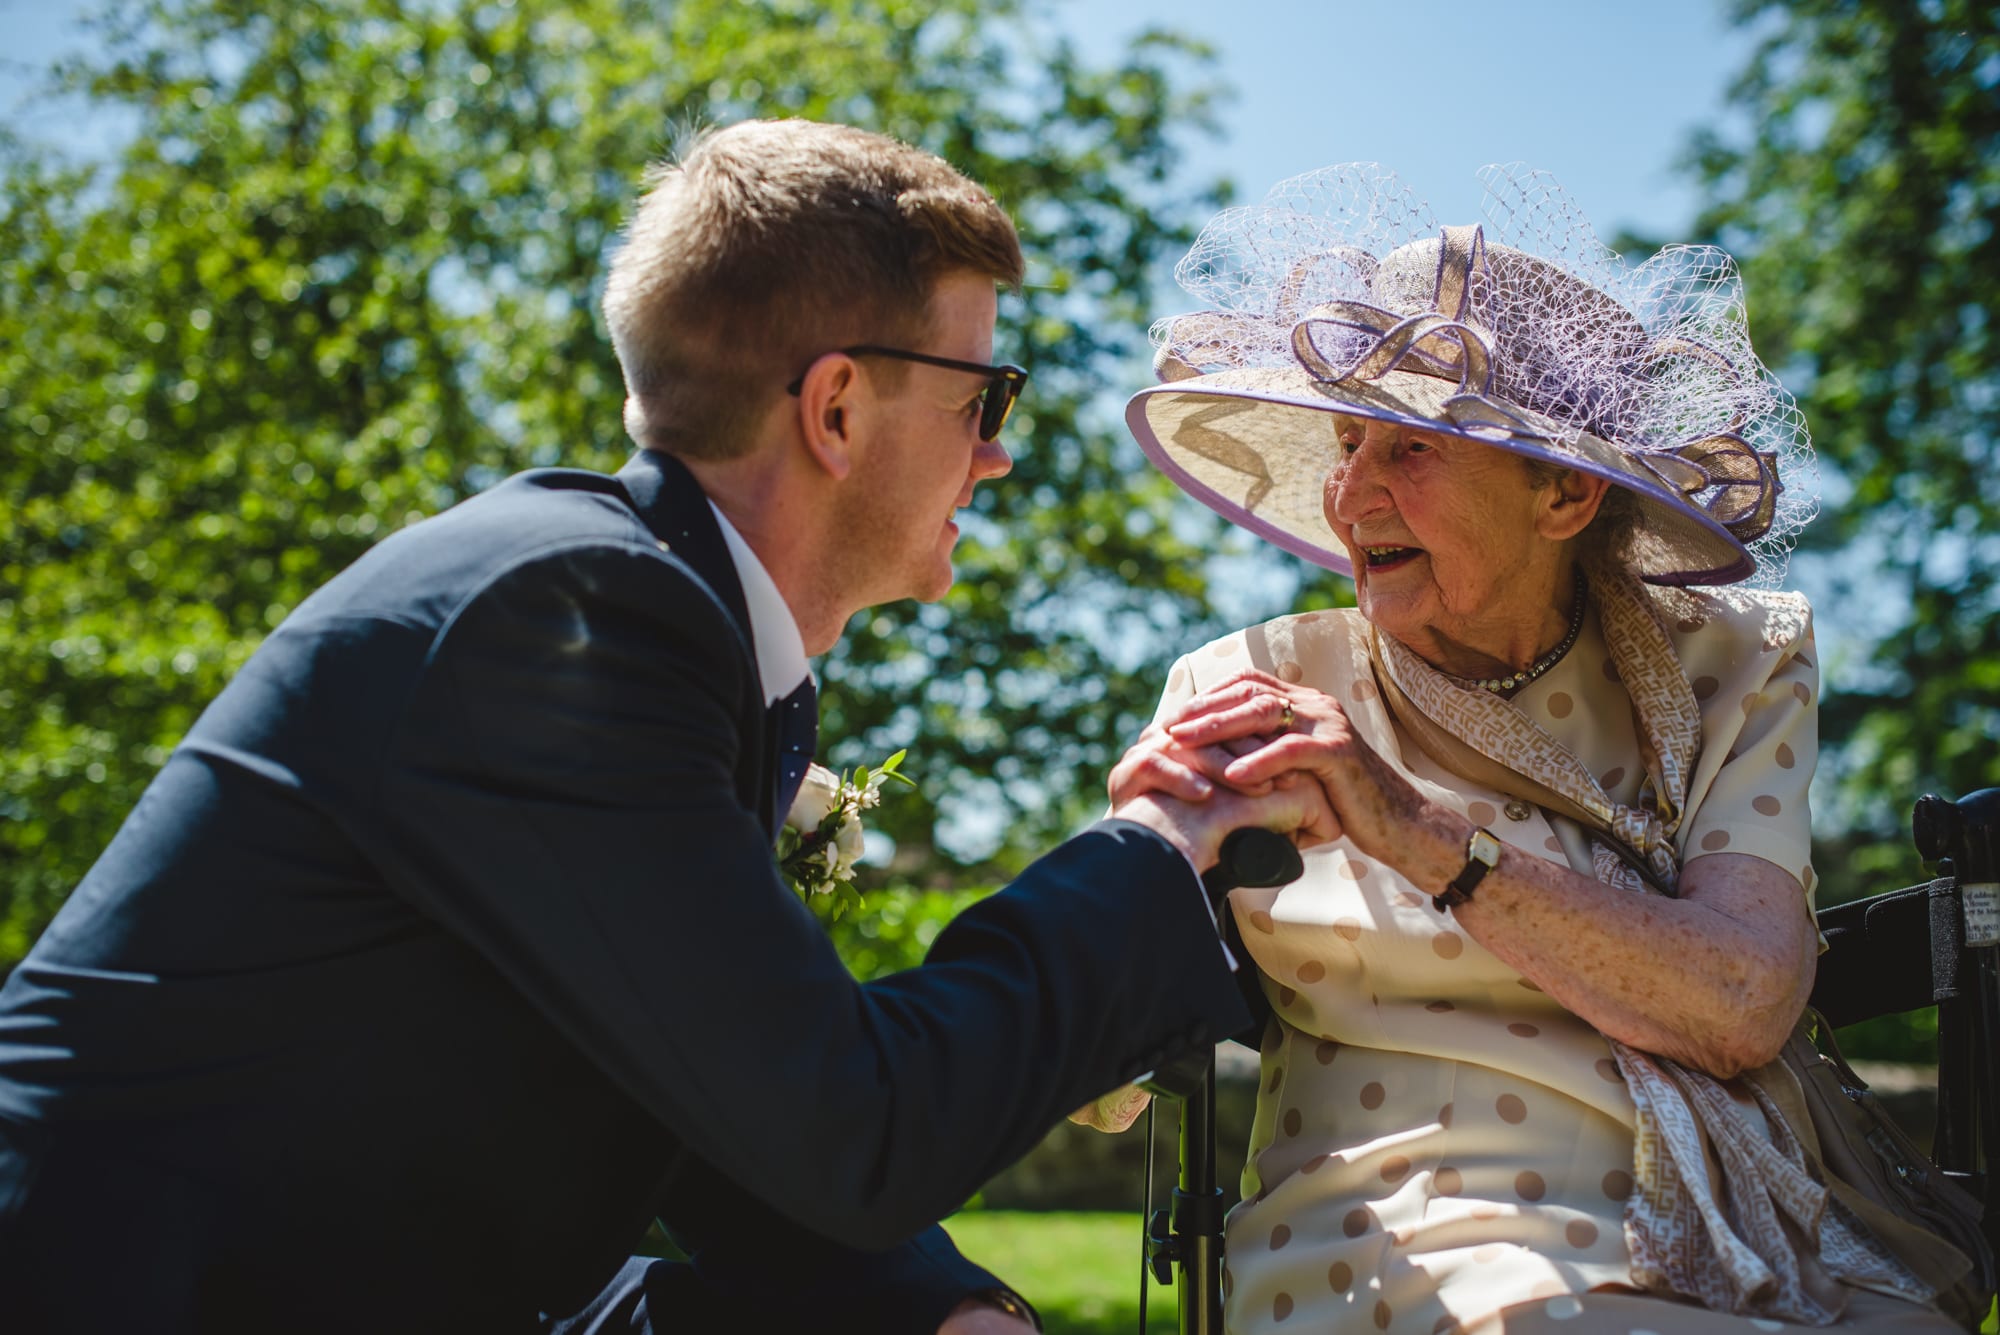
left=944, top=1211, right=1175, bottom=1335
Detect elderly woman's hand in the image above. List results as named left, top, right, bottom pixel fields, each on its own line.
left=1106, top=717, right=1292, bottom=810
left=1164, top=669, right=1457, bottom=877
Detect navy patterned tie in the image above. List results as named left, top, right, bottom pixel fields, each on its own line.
left=771, top=678, right=819, bottom=825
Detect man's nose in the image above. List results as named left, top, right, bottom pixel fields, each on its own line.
left=970, top=438, right=1013, bottom=483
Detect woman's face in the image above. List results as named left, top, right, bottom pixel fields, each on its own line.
left=1323, top=415, right=1568, bottom=671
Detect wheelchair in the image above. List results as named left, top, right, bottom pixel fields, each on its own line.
left=1139, top=790, right=2000, bottom=1335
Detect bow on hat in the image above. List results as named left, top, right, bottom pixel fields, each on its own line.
left=1283, top=225, right=1783, bottom=546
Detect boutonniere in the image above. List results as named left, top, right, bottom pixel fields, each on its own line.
left=778, top=750, right=914, bottom=916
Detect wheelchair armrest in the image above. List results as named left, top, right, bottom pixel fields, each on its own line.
left=1810, top=877, right=1963, bottom=1029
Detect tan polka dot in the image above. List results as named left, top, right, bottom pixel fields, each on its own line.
left=1599, top=766, right=1626, bottom=788
left=1603, top=1168, right=1635, bottom=1200
left=1544, top=835, right=1564, bottom=853
left=1334, top=918, right=1361, bottom=941
left=1167, top=667, right=1189, bottom=693
left=1434, top=1165, right=1463, bottom=1195
left=1529, top=1279, right=1564, bottom=1299
left=1692, top=674, right=1720, bottom=700
left=1467, top=800, right=1498, bottom=826
left=1793, top=650, right=1815, bottom=670
left=1547, top=691, right=1575, bottom=719
left=1753, top=794, right=1783, bottom=816
left=1296, top=960, right=1327, bottom=984
left=1342, top=1207, right=1370, bottom=1237
left=1359, top=1081, right=1386, bottom=1110
left=1425, top=999, right=1455, bottom=1013
left=1315, top=1039, right=1339, bottom=1065
left=1267, top=1066, right=1285, bottom=1092
left=1726, top=749, right=1742, bottom=764
left=1273, top=1292, right=1293, bottom=1322
left=1282, top=1108, right=1302, bottom=1137
left=1471, top=1204, right=1500, bottom=1220
left=1595, top=1058, right=1622, bottom=1084
left=1509, top=1022, right=1541, bottom=1038
left=1776, top=742, right=1796, bottom=769
left=1601, top=658, right=1621, bottom=682
left=1394, top=890, right=1426, bottom=908
left=1472, top=1243, right=1505, bottom=1263
left=1277, top=660, right=1303, bottom=683
left=1518, top=978, right=1544, bottom=992
left=1700, top=829, right=1731, bottom=851
left=1545, top=1294, right=1584, bottom=1319
left=1270, top=1223, right=1292, bottom=1250
left=1336, top=859, right=1369, bottom=880
left=1248, top=909, right=1275, bottom=934
left=1742, top=693, right=1759, bottom=715
left=1212, top=639, right=1241, bottom=657
left=1302, top=1152, right=1331, bottom=1174
left=1350, top=678, right=1378, bottom=702
left=1380, top=1155, right=1411, bottom=1185
left=1497, top=1094, right=1527, bottom=1123
left=1374, top=1300, right=1393, bottom=1330
left=1677, top=616, right=1706, bottom=633
left=1328, top=1260, right=1352, bottom=1292
left=1565, top=1219, right=1600, bottom=1248
left=1438, top=1101, right=1454, bottom=1128
left=1431, top=931, right=1464, bottom=960
left=1276, top=986, right=1297, bottom=1007
left=1792, top=681, right=1812, bottom=704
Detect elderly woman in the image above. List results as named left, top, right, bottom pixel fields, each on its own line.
left=1090, top=167, right=1965, bottom=1333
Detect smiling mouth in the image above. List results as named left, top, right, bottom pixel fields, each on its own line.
left=1360, top=544, right=1421, bottom=570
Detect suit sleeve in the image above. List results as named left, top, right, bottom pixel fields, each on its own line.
left=370, top=541, right=1248, bottom=1249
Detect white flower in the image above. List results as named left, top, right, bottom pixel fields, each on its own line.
left=831, top=813, right=867, bottom=877
left=785, top=763, right=842, bottom=833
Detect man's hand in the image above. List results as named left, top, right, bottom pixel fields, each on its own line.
left=940, top=1296, right=1037, bottom=1334
left=1112, top=775, right=1338, bottom=872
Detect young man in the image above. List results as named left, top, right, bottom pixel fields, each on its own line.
left=0, top=120, right=1325, bottom=1333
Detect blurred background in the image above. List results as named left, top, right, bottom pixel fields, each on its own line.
left=2, top=1, right=1995, bottom=1328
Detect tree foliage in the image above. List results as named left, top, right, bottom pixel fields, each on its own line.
left=1689, top=0, right=2000, bottom=906
left=0, top=0, right=1239, bottom=966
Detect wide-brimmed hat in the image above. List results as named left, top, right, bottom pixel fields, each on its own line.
left=1127, top=164, right=1818, bottom=586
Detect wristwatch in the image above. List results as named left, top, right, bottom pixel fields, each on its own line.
left=1433, top=827, right=1502, bottom=915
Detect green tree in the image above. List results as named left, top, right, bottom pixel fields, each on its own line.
left=0, top=0, right=1238, bottom=966
left=1688, top=0, right=2000, bottom=909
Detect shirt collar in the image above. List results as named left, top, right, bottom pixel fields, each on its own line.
left=706, top=500, right=811, bottom=706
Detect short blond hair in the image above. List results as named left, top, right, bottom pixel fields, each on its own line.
left=602, top=119, right=1025, bottom=459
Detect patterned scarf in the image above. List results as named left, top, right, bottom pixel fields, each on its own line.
left=1367, top=563, right=1931, bottom=1325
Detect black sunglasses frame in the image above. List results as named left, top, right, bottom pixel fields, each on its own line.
left=785, top=344, right=1029, bottom=442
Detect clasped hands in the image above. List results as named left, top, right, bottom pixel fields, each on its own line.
left=1109, top=669, right=1426, bottom=875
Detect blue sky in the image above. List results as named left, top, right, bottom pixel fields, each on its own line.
left=6, top=0, right=1757, bottom=242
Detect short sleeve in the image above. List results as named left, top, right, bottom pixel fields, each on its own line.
left=1680, top=605, right=1820, bottom=906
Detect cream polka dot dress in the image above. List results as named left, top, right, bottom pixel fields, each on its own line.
left=1146, top=587, right=1896, bottom=1335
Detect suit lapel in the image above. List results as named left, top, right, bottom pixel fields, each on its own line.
left=615, top=449, right=780, bottom=836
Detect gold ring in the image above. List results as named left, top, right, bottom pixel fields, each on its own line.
left=1277, top=700, right=1296, bottom=732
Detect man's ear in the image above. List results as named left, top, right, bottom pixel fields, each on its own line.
left=1535, top=467, right=1611, bottom=542
left=795, top=353, right=861, bottom=481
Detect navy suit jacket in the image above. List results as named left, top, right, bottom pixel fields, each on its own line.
left=0, top=450, right=1248, bottom=1333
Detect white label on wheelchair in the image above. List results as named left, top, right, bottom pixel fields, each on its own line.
left=1965, top=881, right=2000, bottom=949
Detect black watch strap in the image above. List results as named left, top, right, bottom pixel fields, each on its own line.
left=1433, top=828, right=1502, bottom=915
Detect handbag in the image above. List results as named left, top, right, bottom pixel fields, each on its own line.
left=1760, top=1011, right=1996, bottom=1330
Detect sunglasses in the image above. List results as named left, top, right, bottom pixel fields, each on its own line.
left=786, top=345, right=1029, bottom=442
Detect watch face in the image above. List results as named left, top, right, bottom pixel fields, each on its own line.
left=1470, top=829, right=1503, bottom=867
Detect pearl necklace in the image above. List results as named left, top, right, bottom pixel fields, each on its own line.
left=1446, top=572, right=1588, bottom=696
